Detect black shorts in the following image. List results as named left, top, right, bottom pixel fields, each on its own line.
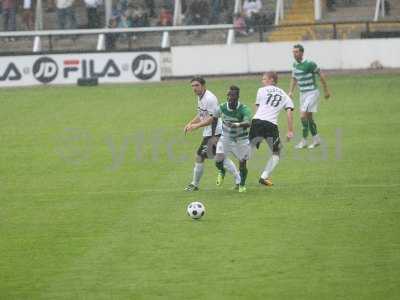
left=196, top=135, right=221, bottom=159
left=249, top=119, right=281, bottom=153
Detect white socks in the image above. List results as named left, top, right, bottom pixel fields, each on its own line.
left=191, top=159, right=241, bottom=187
left=223, top=158, right=241, bottom=184
left=261, top=155, right=280, bottom=179
left=192, top=162, right=204, bottom=187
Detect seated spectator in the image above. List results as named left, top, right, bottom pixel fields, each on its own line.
left=233, top=12, right=247, bottom=36
left=157, top=6, right=173, bottom=26
left=242, top=0, right=262, bottom=33
left=185, top=0, right=210, bottom=26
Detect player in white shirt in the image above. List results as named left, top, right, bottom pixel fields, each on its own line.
left=184, top=77, right=241, bottom=191
left=249, top=72, right=294, bottom=186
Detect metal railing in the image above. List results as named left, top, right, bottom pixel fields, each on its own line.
left=0, top=20, right=399, bottom=54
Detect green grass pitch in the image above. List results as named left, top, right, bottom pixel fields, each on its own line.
left=1, top=73, right=400, bottom=299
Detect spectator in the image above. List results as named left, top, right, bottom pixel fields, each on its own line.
left=2, top=0, right=17, bottom=35
left=385, top=0, right=391, bottom=16
left=326, top=0, right=335, bottom=11
left=233, top=12, right=247, bottom=36
left=129, top=4, right=148, bottom=27
left=56, top=0, right=78, bottom=29
left=84, top=0, right=103, bottom=28
left=157, top=6, right=173, bottom=26
left=46, top=0, right=56, bottom=12
left=221, top=0, right=231, bottom=11
left=106, top=15, right=119, bottom=50
left=242, top=0, right=262, bottom=33
left=185, top=0, right=210, bottom=26
left=144, top=0, right=155, bottom=17
left=117, top=0, right=128, bottom=13
left=343, top=0, right=354, bottom=6
left=161, top=0, right=173, bottom=12
left=118, top=10, right=131, bottom=28
left=181, top=0, right=187, bottom=14
left=210, top=0, right=221, bottom=24
left=23, top=0, right=34, bottom=31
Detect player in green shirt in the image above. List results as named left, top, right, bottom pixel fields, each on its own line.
left=288, top=44, right=331, bottom=149
left=213, top=86, right=252, bottom=193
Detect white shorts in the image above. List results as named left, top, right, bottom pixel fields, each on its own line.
left=300, top=90, right=320, bottom=113
left=216, top=138, right=250, bottom=161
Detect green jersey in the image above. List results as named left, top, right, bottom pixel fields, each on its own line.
left=292, top=59, right=320, bottom=93
left=214, top=102, right=252, bottom=141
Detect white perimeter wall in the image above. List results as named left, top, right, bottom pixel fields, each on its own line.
left=169, top=38, right=400, bottom=76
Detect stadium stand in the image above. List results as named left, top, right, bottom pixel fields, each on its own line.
left=0, top=0, right=399, bottom=52
left=266, top=0, right=399, bottom=42
left=324, top=0, right=398, bottom=22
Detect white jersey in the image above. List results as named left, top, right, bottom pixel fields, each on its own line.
left=253, top=85, right=294, bottom=125
left=197, top=90, right=223, bottom=137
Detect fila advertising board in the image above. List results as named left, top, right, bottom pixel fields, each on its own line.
left=0, top=52, right=160, bottom=87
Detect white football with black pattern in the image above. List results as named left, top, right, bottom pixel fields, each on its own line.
left=187, top=202, right=205, bottom=220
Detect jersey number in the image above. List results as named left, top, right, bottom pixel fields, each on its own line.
left=265, top=93, right=282, bottom=107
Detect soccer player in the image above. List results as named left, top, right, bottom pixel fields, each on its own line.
left=212, top=86, right=252, bottom=193
left=249, top=72, right=294, bottom=186
left=288, top=44, right=330, bottom=149
left=184, top=77, right=241, bottom=191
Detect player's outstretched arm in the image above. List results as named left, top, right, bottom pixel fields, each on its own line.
left=319, top=70, right=330, bottom=99
left=286, top=109, right=294, bottom=141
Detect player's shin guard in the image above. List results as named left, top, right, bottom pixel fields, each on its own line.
left=309, top=119, right=318, bottom=136
left=192, top=163, right=204, bottom=187
left=192, top=163, right=204, bottom=186
left=261, top=155, right=279, bottom=179
left=223, top=158, right=240, bottom=184
left=239, top=166, right=248, bottom=186
left=301, top=118, right=309, bottom=138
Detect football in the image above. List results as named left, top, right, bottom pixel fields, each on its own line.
left=187, top=202, right=205, bottom=220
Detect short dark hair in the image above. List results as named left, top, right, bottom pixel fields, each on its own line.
left=190, top=76, right=206, bottom=86
left=229, top=85, right=240, bottom=96
left=293, top=44, right=304, bottom=53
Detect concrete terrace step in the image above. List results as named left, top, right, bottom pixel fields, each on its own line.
left=268, top=0, right=315, bottom=42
